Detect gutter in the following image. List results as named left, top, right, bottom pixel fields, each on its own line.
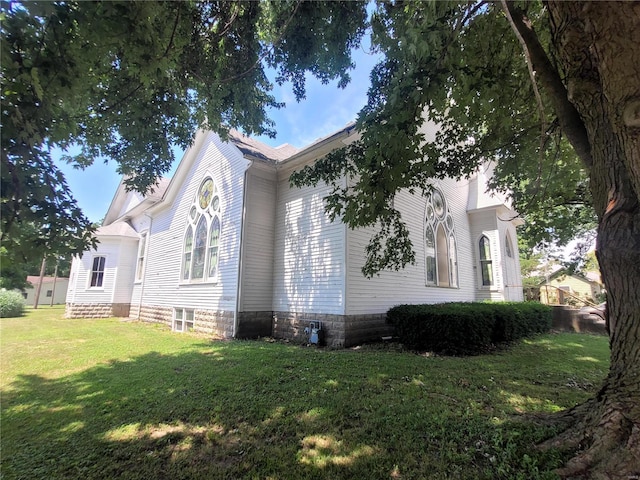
left=276, top=122, right=358, bottom=172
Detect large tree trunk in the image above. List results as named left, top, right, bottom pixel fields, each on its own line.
left=543, top=2, right=640, bottom=478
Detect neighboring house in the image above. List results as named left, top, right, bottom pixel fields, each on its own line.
left=538, top=269, right=604, bottom=305
left=66, top=123, right=524, bottom=347
left=24, top=276, right=69, bottom=305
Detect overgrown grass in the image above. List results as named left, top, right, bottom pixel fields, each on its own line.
left=1, top=306, right=609, bottom=479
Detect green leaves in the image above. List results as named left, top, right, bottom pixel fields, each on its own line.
left=1, top=1, right=367, bottom=271
left=293, top=1, right=594, bottom=275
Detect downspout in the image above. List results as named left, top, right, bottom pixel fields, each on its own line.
left=233, top=162, right=252, bottom=338
left=136, top=214, right=153, bottom=319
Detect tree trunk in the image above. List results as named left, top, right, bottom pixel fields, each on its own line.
left=543, top=2, right=640, bottom=478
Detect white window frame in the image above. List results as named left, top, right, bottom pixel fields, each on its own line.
left=181, top=175, right=222, bottom=284
left=173, top=308, right=195, bottom=332
left=135, top=231, right=148, bottom=282
left=424, top=187, right=458, bottom=288
left=88, top=255, right=106, bottom=289
left=478, top=235, right=494, bottom=287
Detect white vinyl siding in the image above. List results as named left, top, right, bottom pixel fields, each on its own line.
left=239, top=168, right=277, bottom=311
left=68, top=238, right=137, bottom=305
left=132, top=132, right=248, bottom=313
left=272, top=177, right=346, bottom=315
left=468, top=209, right=503, bottom=301
left=345, top=179, right=476, bottom=316
left=500, top=223, right=524, bottom=301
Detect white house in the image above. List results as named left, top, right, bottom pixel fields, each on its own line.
left=66, top=124, right=524, bottom=346
left=25, top=275, right=69, bottom=305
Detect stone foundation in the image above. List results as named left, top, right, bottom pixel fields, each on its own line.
left=195, top=309, right=234, bottom=337
left=272, top=311, right=393, bottom=347
left=132, top=304, right=234, bottom=338
left=65, top=303, right=130, bottom=319
left=66, top=302, right=395, bottom=347
left=135, top=305, right=173, bottom=326
left=236, top=311, right=273, bottom=338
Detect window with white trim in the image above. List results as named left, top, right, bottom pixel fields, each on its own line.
left=135, top=232, right=147, bottom=281
left=424, top=188, right=458, bottom=287
left=182, top=176, right=222, bottom=282
left=90, top=256, right=106, bottom=287
left=479, top=235, right=494, bottom=286
left=173, top=308, right=194, bottom=332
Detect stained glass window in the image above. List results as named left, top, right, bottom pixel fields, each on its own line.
left=183, top=226, right=193, bottom=280
left=182, top=176, right=222, bottom=283
left=424, top=188, right=457, bottom=287
left=192, top=216, right=207, bottom=280
left=208, top=217, right=220, bottom=278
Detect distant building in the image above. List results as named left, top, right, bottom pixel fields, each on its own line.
left=538, top=269, right=604, bottom=305
left=24, top=276, right=70, bottom=305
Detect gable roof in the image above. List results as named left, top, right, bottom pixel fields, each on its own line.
left=539, top=268, right=602, bottom=286
left=96, top=221, right=139, bottom=238
left=102, top=123, right=358, bottom=225
left=26, top=276, right=69, bottom=286
left=103, top=177, right=170, bottom=226
left=229, top=130, right=298, bottom=162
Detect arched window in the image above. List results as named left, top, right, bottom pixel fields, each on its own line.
left=479, top=235, right=494, bottom=286
left=424, top=188, right=458, bottom=287
left=505, top=233, right=514, bottom=258
left=181, top=176, right=222, bottom=282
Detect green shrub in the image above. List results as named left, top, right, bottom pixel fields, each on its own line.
left=0, top=289, right=26, bottom=318
left=387, top=302, right=552, bottom=355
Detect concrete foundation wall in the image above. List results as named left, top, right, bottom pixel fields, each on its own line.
left=65, top=303, right=130, bottom=319
left=236, top=311, right=273, bottom=338
left=66, top=303, right=395, bottom=347
left=273, top=311, right=393, bottom=347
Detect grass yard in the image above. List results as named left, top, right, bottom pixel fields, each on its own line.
left=1, top=306, right=609, bottom=479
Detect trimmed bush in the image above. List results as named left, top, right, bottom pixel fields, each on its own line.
left=0, top=289, right=25, bottom=318
left=387, top=302, right=552, bottom=355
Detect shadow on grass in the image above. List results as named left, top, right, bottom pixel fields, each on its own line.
left=1, top=335, right=607, bottom=480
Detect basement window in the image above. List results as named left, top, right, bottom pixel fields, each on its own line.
left=173, top=308, right=195, bottom=332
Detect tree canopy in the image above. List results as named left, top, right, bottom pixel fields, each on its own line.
left=2, top=1, right=639, bottom=476
left=291, top=1, right=595, bottom=275
left=1, top=0, right=367, bottom=276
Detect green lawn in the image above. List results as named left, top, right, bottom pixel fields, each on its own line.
left=1, top=306, right=609, bottom=479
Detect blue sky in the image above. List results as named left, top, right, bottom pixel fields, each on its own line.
left=56, top=46, right=381, bottom=223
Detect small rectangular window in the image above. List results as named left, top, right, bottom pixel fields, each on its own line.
left=90, top=256, right=106, bottom=287
left=173, top=308, right=195, bottom=332
left=46, top=290, right=53, bottom=297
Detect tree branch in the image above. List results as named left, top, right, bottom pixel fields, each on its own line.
left=501, top=1, right=593, bottom=169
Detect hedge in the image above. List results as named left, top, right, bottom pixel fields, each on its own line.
left=0, top=289, right=25, bottom=318
left=387, top=302, right=552, bottom=355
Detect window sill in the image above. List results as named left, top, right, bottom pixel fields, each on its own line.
left=178, top=280, right=219, bottom=286
left=478, top=286, right=500, bottom=291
